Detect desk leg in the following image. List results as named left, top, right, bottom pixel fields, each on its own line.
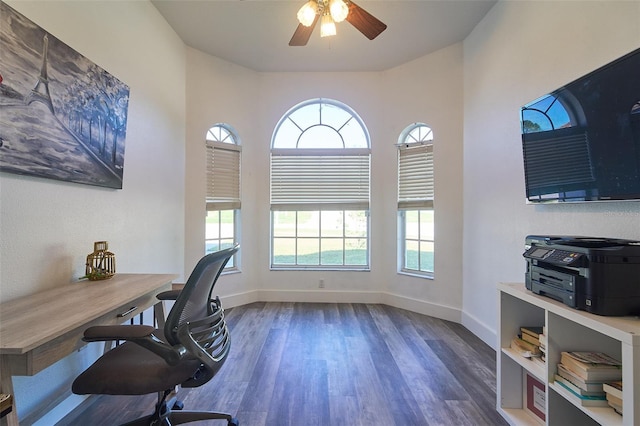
left=0, top=357, right=18, bottom=426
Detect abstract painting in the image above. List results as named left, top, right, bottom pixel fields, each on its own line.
left=0, top=1, right=130, bottom=189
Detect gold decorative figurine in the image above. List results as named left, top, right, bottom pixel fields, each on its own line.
left=84, top=241, right=115, bottom=280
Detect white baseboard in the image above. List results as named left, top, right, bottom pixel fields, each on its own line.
left=221, top=289, right=463, bottom=325
left=256, top=289, right=383, bottom=304
left=381, top=292, right=462, bottom=323
left=219, top=290, right=259, bottom=308
left=461, top=309, right=497, bottom=350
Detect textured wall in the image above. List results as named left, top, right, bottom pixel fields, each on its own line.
left=462, top=0, right=640, bottom=346
left=0, top=1, right=186, bottom=422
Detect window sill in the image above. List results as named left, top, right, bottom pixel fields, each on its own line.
left=398, top=270, right=434, bottom=280
left=270, top=266, right=370, bottom=272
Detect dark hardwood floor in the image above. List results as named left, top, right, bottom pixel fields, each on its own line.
left=57, top=302, right=508, bottom=425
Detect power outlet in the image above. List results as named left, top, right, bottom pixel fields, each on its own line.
left=318, top=279, right=325, bottom=289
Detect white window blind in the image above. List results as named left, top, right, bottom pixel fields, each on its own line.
left=398, top=143, right=434, bottom=209
left=206, top=140, right=241, bottom=210
left=270, top=149, right=370, bottom=210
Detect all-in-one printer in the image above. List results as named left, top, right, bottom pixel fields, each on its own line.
left=523, top=235, right=640, bottom=316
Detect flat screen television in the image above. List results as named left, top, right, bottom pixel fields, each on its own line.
left=520, top=48, right=640, bottom=203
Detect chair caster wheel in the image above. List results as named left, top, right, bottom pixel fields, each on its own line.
left=228, top=418, right=239, bottom=426
left=172, top=400, right=184, bottom=410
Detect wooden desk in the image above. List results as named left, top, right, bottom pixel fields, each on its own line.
left=0, top=273, right=176, bottom=425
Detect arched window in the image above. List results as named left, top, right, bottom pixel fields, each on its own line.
left=205, top=123, right=241, bottom=270
left=397, top=123, right=434, bottom=277
left=270, top=98, right=370, bottom=269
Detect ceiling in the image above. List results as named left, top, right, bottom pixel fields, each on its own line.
left=151, top=0, right=497, bottom=73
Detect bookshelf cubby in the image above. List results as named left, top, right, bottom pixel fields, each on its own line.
left=497, top=282, right=640, bottom=426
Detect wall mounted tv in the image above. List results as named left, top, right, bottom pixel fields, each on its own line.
left=520, top=48, right=640, bottom=203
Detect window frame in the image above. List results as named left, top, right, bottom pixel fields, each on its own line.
left=397, top=123, right=434, bottom=279
left=270, top=98, right=371, bottom=270
left=205, top=123, right=241, bottom=272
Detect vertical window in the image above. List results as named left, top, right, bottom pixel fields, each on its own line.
left=270, top=98, right=370, bottom=269
left=206, top=124, right=241, bottom=270
left=398, top=123, right=434, bottom=278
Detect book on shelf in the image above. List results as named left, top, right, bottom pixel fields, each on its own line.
left=521, top=326, right=544, bottom=340
left=603, top=381, right=624, bottom=415
left=606, top=393, right=623, bottom=408
left=606, top=392, right=623, bottom=415
left=539, top=337, right=546, bottom=351
left=556, top=364, right=604, bottom=393
left=603, top=381, right=623, bottom=400
left=521, top=332, right=541, bottom=346
left=521, top=326, right=544, bottom=337
left=553, top=374, right=605, bottom=397
left=522, top=325, right=547, bottom=352
left=555, top=380, right=609, bottom=407
left=510, top=337, right=541, bottom=358
left=560, top=352, right=622, bottom=381
left=0, top=393, right=12, bottom=416
left=609, top=401, right=623, bottom=416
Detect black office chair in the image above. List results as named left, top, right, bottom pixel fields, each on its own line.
left=72, top=245, right=240, bottom=426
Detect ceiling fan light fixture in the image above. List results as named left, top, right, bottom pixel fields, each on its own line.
left=289, top=0, right=386, bottom=46
left=297, top=1, right=318, bottom=27
left=329, top=0, right=349, bottom=23
left=320, top=13, right=337, bottom=37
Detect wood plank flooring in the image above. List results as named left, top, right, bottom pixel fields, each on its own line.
left=57, top=302, right=507, bottom=426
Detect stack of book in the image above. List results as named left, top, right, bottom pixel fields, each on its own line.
left=537, top=326, right=547, bottom=359
left=511, top=326, right=544, bottom=361
left=0, top=393, right=12, bottom=418
left=554, top=351, right=622, bottom=407
left=603, top=381, right=623, bottom=415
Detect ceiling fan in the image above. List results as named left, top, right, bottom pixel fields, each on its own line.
left=289, top=0, right=387, bottom=46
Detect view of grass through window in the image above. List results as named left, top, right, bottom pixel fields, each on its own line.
left=272, top=210, right=368, bottom=266
left=206, top=210, right=236, bottom=267
left=404, top=209, right=434, bottom=273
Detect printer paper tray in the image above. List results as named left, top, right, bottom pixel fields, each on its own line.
left=530, top=266, right=578, bottom=292
left=530, top=281, right=577, bottom=308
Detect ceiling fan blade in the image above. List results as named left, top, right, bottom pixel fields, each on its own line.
left=346, top=1, right=387, bottom=40
left=289, top=14, right=320, bottom=46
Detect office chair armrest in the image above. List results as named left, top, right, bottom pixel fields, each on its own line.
left=82, top=325, right=189, bottom=366
left=156, top=289, right=182, bottom=301
left=83, top=325, right=155, bottom=342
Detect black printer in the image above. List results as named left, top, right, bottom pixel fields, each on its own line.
left=523, top=235, right=640, bottom=316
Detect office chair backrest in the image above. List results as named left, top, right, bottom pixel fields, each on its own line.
left=165, top=245, right=238, bottom=341
left=163, top=245, right=238, bottom=386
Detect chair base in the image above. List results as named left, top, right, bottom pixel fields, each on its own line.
left=120, top=391, right=238, bottom=426
left=121, top=411, right=239, bottom=426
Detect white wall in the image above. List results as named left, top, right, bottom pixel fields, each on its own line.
left=184, top=48, right=260, bottom=301
left=462, top=0, right=640, bottom=346
left=184, top=45, right=465, bottom=321
left=382, top=45, right=465, bottom=320
left=0, top=1, right=186, bottom=423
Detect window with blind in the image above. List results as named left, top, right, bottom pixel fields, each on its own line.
left=398, top=123, right=434, bottom=278
left=270, top=98, right=370, bottom=269
left=205, top=124, right=240, bottom=269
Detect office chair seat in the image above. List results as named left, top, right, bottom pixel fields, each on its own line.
left=72, top=337, right=201, bottom=395
left=72, top=246, right=240, bottom=426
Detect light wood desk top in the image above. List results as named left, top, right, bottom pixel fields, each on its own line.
left=0, top=273, right=176, bottom=355
left=0, top=273, right=176, bottom=425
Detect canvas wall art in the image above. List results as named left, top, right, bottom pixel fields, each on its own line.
left=0, top=1, right=130, bottom=189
